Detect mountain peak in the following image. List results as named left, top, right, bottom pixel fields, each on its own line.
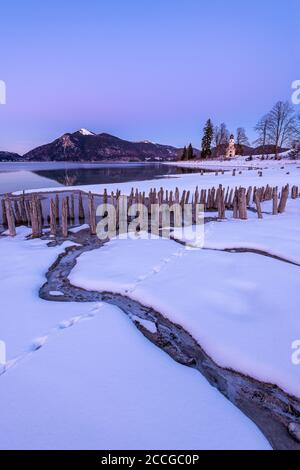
left=78, top=128, right=95, bottom=136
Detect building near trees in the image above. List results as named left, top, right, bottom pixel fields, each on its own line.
left=226, top=134, right=236, bottom=158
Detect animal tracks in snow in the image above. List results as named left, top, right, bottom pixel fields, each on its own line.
left=0, top=302, right=105, bottom=377
left=124, top=245, right=188, bottom=296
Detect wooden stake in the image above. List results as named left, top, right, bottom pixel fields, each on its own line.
left=254, top=192, right=263, bottom=219
left=70, top=193, right=75, bottom=221
left=62, top=197, right=68, bottom=238
left=88, top=192, right=96, bottom=235
left=50, top=198, right=57, bottom=236
left=30, top=196, right=42, bottom=238
left=272, top=187, right=278, bottom=215
left=78, top=192, right=84, bottom=220
left=278, top=184, right=289, bottom=213
left=1, top=198, right=7, bottom=226
left=55, top=194, right=60, bottom=221
left=4, top=196, right=16, bottom=236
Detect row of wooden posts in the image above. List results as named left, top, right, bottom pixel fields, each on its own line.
left=1, top=183, right=298, bottom=238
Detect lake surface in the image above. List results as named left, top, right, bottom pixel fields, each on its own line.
left=0, top=162, right=205, bottom=194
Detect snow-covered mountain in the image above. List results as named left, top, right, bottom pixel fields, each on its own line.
left=23, top=130, right=180, bottom=162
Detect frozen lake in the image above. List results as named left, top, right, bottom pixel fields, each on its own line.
left=0, top=162, right=206, bottom=194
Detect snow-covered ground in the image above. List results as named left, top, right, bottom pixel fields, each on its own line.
left=169, top=152, right=293, bottom=170
left=69, top=198, right=300, bottom=399
left=0, top=228, right=270, bottom=449
left=2, top=158, right=300, bottom=449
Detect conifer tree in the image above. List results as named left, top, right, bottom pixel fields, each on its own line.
left=201, top=119, right=213, bottom=158
left=180, top=145, right=187, bottom=160
left=187, top=143, right=194, bottom=160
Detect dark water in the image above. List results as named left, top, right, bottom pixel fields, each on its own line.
left=0, top=162, right=205, bottom=195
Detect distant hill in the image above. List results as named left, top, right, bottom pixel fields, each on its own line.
left=0, top=151, right=22, bottom=162
left=23, top=129, right=180, bottom=162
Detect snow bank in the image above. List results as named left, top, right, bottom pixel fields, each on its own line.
left=0, top=227, right=270, bottom=449
left=0, top=304, right=270, bottom=450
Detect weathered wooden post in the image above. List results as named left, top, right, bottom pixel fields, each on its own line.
left=238, top=187, right=247, bottom=220
left=224, top=187, right=229, bottom=207
left=38, top=197, right=44, bottom=227
left=19, top=195, right=27, bottom=224
left=128, top=188, right=133, bottom=207
left=25, top=200, right=31, bottom=226
left=4, top=196, right=16, bottom=236
left=50, top=198, right=57, bottom=236
left=55, top=194, right=60, bottom=221
left=291, top=185, right=298, bottom=199
left=70, top=193, right=75, bottom=221
left=206, top=189, right=210, bottom=210
left=14, top=199, right=22, bottom=225
left=61, top=197, right=68, bottom=238
left=65, top=196, right=70, bottom=221
left=185, top=190, right=190, bottom=204
left=180, top=190, right=186, bottom=209
left=1, top=198, right=7, bottom=226
left=254, top=192, right=263, bottom=219
left=233, top=189, right=238, bottom=218
left=211, top=187, right=216, bottom=209
left=78, top=192, right=84, bottom=220
left=30, top=195, right=42, bottom=238
left=110, top=191, right=115, bottom=208
left=227, top=188, right=233, bottom=209
left=103, top=188, right=108, bottom=204
left=272, top=187, right=278, bottom=215
left=88, top=191, right=96, bottom=236
left=246, top=186, right=252, bottom=207
left=216, top=185, right=225, bottom=219
left=278, top=184, right=289, bottom=213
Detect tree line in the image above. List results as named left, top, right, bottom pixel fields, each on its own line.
left=178, top=100, right=300, bottom=160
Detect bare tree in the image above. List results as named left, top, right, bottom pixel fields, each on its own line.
left=254, top=115, right=270, bottom=157
left=266, top=101, right=298, bottom=158
left=214, top=123, right=229, bottom=156
left=236, top=127, right=250, bottom=155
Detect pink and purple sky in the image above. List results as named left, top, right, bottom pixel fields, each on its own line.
left=0, top=0, right=299, bottom=154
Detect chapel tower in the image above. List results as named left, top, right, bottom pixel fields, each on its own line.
left=226, top=134, right=236, bottom=158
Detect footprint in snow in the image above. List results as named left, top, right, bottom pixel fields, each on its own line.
left=31, top=336, right=48, bottom=351
left=58, top=319, right=74, bottom=329
left=152, top=266, right=161, bottom=273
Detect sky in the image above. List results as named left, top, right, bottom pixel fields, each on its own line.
left=0, top=0, right=299, bottom=154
